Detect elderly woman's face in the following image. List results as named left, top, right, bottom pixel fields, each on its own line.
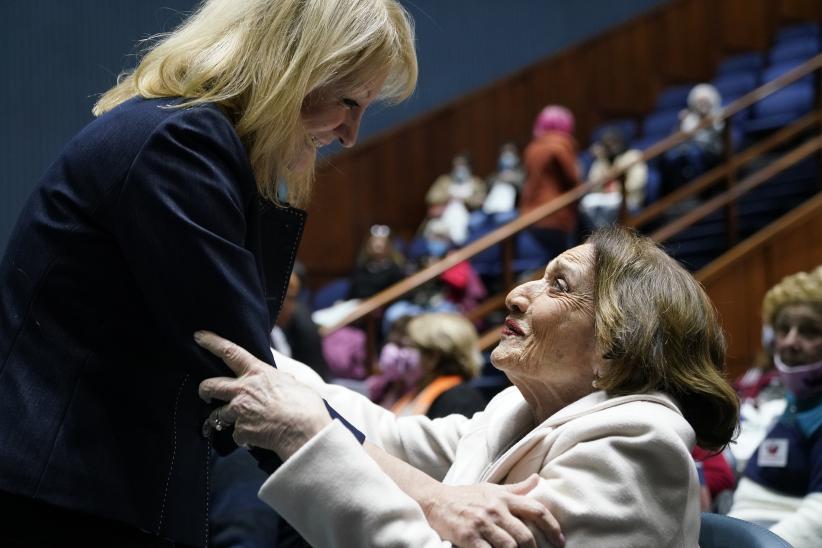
left=492, top=244, right=599, bottom=388
left=774, top=303, right=822, bottom=366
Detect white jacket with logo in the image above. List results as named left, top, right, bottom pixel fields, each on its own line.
left=260, top=351, right=701, bottom=547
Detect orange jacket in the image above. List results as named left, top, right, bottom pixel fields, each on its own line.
left=519, top=131, right=581, bottom=232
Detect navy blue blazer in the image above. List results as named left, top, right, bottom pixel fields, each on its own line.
left=0, top=97, right=305, bottom=547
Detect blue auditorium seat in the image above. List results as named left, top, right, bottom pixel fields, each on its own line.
left=743, top=59, right=815, bottom=135
left=512, top=229, right=553, bottom=273
left=655, top=84, right=694, bottom=111
left=716, top=52, right=764, bottom=77
left=643, top=108, right=682, bottom=141
left=774, top=22, right=821, bottom=44
left=712, top=71, right=758, bottom=99
left=699, top=513, right=791, bottom=548
left=769, top=38, right=821, bottom=64
left=644, top=165, right=662, bottom=205
left=590, top=118, right=639, bottom=145
left=312, top=277, right=352, bottom=310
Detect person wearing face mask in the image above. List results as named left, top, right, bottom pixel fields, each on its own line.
left=423, top=154, right=487, bottom=246
left=729, top=266, right=822, bottom=548
left=386, top=313, right=486, bottom=419
left=0, top=1, right=417, bottom=546
left=482, top=142, right=526, bottom=215
left=195, top=226, right=740, bottom=547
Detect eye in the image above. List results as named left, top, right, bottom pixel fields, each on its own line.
left=341, top=98, right=360, bottom=109
left=552, top=276, right=569, bottom=292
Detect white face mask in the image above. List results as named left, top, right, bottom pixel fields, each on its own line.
left=774, top=354, right=822, bottom=399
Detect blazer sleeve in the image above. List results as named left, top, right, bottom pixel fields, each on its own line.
left=273, top=349, right=471, bottom=480
left=111, top=105, right=275, bottom=378
left=259, top=420, right=452, bottom=548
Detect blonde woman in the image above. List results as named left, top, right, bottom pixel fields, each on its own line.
left=390, top=313, right=487, bottom=418
left=0, top=1, right=416, bottom=546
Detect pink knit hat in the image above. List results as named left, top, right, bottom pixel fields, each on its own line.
left=533, top=105, right=575, bottom=137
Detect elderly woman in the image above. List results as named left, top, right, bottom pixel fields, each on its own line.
left=0, top=0, right=416, bottom=546
left=729, top=266, right=822, bottom=548
left=198, top=226, right=739, bottom=547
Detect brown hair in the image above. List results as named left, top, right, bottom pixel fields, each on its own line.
left=587, top=226, right=739, bottom=451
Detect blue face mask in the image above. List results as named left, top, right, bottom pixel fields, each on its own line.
left=498, top=153, right=518, bottom=171
left=426, top=239, right=450, bottom=258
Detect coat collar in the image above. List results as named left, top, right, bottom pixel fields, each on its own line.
left=479, top=388, right=684, bottom=482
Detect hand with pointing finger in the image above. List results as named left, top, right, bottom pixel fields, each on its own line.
left=196, top=330, right=331, bottom=460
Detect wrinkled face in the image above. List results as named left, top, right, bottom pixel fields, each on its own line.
left=491, top=244, right=599, bottom=390
left=773, top=303, right=822, bottom=366
left=293, top=74, right=386, bottom=170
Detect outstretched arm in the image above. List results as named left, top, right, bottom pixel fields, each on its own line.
left=196, top=331, right=564, bottom=547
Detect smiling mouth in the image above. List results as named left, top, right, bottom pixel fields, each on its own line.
left=502, top=318, right=525, bottom=337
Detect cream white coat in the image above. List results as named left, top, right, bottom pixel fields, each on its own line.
left=259, top=351, right=701, bottom=547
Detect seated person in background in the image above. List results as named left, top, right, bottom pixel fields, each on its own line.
left=519, top=105, right=581, bottom=256
left=269, top=262, right=330, bottom=380
left=730, top=328, right=787, bottom=473
left=388, top=312, right=487, bottom=419
left=347, top=224, right=406, bottom=300
left=693, top=446, right=736, bottom=512
left=579, top=127, right=647, bottom=229
left=423, top=153, right=487, bottom=246
left=483, top=142, right=526, bottom=215
left=729, top=266, right=822, bottom=548
left=198, top=226, right=739, bottom=547
left=663, top=83, right=724, bottom=195
left=367, top=316, right=420, bottom=409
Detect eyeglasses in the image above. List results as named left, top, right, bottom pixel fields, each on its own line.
left=370, top=224, right=391, bottom=238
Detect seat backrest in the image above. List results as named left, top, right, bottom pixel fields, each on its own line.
left=717, top=52, right=764, bottom=76
left=312, top=277, right=352, bottom=310
left=699, top=513, right=792, bottom=548
left=655, top=84, right=694, bottom=111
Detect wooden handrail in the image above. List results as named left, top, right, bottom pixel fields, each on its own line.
left=322, top=53, right=822, bottom=337
left=627, top=111, right=821, bottom=229
left=650, top=136, right=822, bottom=242
left=477, top=138, right=822, bottom=351
left=696, top=192, right=822, bottom=284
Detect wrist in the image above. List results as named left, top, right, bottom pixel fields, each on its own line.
left=276, top=415, right=332, bottom=461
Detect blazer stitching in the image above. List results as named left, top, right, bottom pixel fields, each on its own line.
left=203, top=437, right=212, bottom=548
left=273, top=208, right=306, bottom=315
left=157, top=373, right=189, bottom=533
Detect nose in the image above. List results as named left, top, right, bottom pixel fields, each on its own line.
left=780, top=326, right=801, bottom=348
left=505, top=283, right=532, bottom=315
left=335, top=108, right=364, bottom=148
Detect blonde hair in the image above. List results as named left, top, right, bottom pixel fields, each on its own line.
left=762, top=266, right=822, bottom=325
left=93, top=0, right=417, bottom=206
left=588, top=226, right=739, bottom=451
left=407, top=313, right=482, bottom=380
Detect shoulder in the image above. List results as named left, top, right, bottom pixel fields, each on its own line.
left=551, top=392, right=696, bottom=451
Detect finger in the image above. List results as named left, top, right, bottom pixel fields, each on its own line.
left=504, top=473, right=540, bottom=495
left=194, top=330, right=260, bottom=376
left=495, top=512, right=537, bottom=548
left=477, top=523, right=517, bottom=548
left=231, top=427, right=251, bottom=449
left=198, top=376, right=242, bottom=403
left=507, top=497, right=565, bottom=547
left=206, top=407, right=235, bottom=431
